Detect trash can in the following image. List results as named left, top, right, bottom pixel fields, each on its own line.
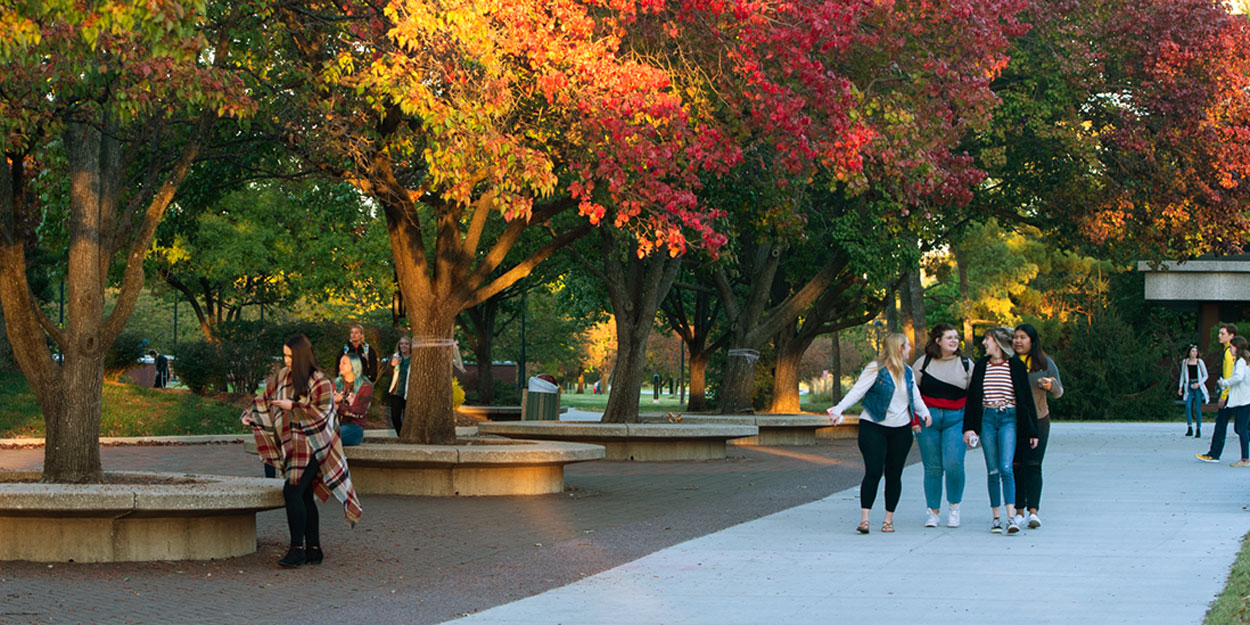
left=523, top=376, right=561, bottom=420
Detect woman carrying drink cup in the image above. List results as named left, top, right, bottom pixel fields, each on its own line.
left=1010, top=323, right=1062, bottom=530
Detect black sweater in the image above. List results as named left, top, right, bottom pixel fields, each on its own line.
left=963, top=356, right=1039, bottom=441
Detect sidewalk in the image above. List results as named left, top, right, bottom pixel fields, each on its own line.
left=444, top=422, right=1247, bottom=625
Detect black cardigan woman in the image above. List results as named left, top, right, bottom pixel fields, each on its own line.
left=962, top=327, right=1039, bottom=535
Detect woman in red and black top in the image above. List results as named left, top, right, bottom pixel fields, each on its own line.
left=963, top=327, right=1039, bottom=535
left=913, top=324, right=973, bottom=528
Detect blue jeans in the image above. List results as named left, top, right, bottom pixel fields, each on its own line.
left=1236, top=405, right=1250, bottom=461
left=340, top=423, right=364, bottom=446
left=1184, top=390, right=1203, bottom=428
left=916, top=407, right=966, bottom=509
left=981, top=407, right=1017, bottom=509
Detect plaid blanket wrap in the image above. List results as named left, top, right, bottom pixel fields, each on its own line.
left=248, top=369, right=362, bottom=527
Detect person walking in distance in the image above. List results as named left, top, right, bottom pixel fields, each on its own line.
left=1219, top=337, right=1250, bottom=468
left=1179, top=345, right=1208, bottom=438
left=963, top=327, right=1039, bottom=535
left=828, top=333, right=931, bottom=534
left=913, top=324, right=973, bottom=528
left=1198, top=324, right=1238, bottom=463
left=341, top=324, right=379, bottom=383
left=1011, top=323, right=1063, bottom=530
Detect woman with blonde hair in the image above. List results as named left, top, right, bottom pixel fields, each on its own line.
left=963, top=327, right=1039, bottom=535
left=829, top=333, right=931, bottom=534
left=334, top=352, right=374, bottom=447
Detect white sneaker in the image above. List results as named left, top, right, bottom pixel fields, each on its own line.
left=925, top=511, right=940, bottom=528
left=1012, top=513, right=1026, bottom=529
left=1027, top=513, right=1041, bottom=529
left=947, top=504, right=961, bottom=528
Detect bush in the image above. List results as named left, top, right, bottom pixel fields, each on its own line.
left=106, top=331, right=146, bottom=378
left=1051, top=306, right=1173, bottom=420
left=172, top=341, right=220, bottom=395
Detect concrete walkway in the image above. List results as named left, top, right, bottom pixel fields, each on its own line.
left=445, top=422, right=1248, bottom=625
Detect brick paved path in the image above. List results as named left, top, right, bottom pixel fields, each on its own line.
left=0, top=440, right=898, bottom=625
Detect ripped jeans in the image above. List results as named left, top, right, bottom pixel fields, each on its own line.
left=980, top=406, right=1017, bottom=509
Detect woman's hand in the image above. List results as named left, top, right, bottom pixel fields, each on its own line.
left=1191, top=382, right=1200, bottom=389
left=1038, top=377, right=1053, bottom=391
left=911, top=424, right=922, bottom=434
left=922, top=415, right=932, bottom=428
left=391, top=355, right=400, bottom=367
left=963, top=430, right=977, bottom=445
left=240, top=410, right=254, bottom=427
left=272, top=399, right=294, bottom=411
left=825, top=407, right=844, bottom=426
left=1030, top=437, right=1039, bottom=449
left=333, top=391, right=344, bottom=403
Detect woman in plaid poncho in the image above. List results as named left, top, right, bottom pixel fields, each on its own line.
left=243, top=334, right=362, bottom=568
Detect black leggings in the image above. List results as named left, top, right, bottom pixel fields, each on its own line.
left=858, top=420, right=914, bottom=512
left=283, top=458, right=321, bottom=549
left=1014, top=417, right=1050, bottom=511
left=390, top=396, right=406, bottom=434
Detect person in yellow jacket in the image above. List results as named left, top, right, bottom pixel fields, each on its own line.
left=1197, top=323, right=1238, bottom=463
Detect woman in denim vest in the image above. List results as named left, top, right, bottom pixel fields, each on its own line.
left=963, top=327, right=1039, bottom=534
left=829, top=333, right=931, bottom=534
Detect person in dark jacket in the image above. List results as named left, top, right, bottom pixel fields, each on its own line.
left=340, top=324, right=379, bottom=382
left=963, top=326, right=1039, bottom=535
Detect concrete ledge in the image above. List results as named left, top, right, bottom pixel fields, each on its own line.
left=815, top=414, right=861, bottom=440
left=476, top=422, right=758, bottom=461
left=0, top=434, right=250, bottom=448
left=244, top=437, right=605, bottom=496
left=637, top=414, right=840, bottom=446
left=0, top=471, right=284, bottom=563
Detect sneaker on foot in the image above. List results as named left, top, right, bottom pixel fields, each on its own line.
left=990, top=518, right=1003, bottom=534
left=1232, top=460, right=1250, bottom=467
left=947, top=504, right=961, bottom=528
left=1012, top=513, right=1025, bottom=528
left=1027, top=513, right=1041, bottom=529
left=925, top=511, right=940, bottom=528
left=1007, top=518, right=1020, bottom=534
left=1197, top=454, right=1219, bottom=463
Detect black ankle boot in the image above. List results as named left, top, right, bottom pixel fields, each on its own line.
left=1196, top=428, right=1202, bottom=439
left=1187, top=426, right=1194, bottom=436
left=306, top=545, right=323, bottom=565
left=278, top=546, right=306, bottom=568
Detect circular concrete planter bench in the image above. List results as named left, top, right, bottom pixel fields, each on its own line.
left=639, top=414, right=840, bottom=446
left=476, top=422, right=758, bottom=461
left=815, top=414, right=860, bottom=440
left=243, top=435, right=604, bottom=496
left=0, top=471, right=284, bottom=563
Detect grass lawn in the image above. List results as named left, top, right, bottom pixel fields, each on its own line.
left=1207, top=532, right=1250, bottom=625
left=0, top=370, right=246, bottom=438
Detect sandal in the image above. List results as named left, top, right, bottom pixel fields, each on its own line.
left=881, top=521, right=895, bottom=533
left=856, top=520, right=870, bottom=534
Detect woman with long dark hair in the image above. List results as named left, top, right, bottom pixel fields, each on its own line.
left=963, top=327, right=1039, bottom=535
left=1178, top=345, right=1208, bottom=438
left=242, top=334, right=362, bottom=567
left=1220, top=336, right=1250, bottom=468
left=913, top=323, right=973, bottom=528
left=829, top=333, right=931, bottom=534
left=1010, top=323, right=1063, bottom=530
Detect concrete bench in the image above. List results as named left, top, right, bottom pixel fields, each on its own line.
left=0, top=471, right=284, bottom=563
left=457, top=405, right=569, bottom=421
left=815, top=414, right=860, bottom=440
left=638, top=414, right=841, bottom=446
left=476, top=422, right=758, bottom=461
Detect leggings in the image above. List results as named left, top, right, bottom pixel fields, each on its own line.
left=283, top=458, right=321, bottom=549
left=857, top=420, right=914, bottom=512
left=390, top=396, right=406, bottom=434
left=1014, top=417, right=1050, bottom=511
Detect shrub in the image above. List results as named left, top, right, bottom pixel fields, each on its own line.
left=106, top=331, right=147, bottom=378
left=1051, top=306, right=1173, bottom=421
left=172, top=341, right=220, bottom=395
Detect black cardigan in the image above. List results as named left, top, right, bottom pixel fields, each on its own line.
left=963, top=356, right=1040, bottom=441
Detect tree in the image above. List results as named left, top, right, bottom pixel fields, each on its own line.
left=971, top=0, right=1250, bottom=261
left=151, top=179, right=393, bottom=339
left=271, top=0, right=731, bottom=443
left=0, top=2, right=251, bottom=482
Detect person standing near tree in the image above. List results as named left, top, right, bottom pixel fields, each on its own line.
left=828, top=333, right=931, bottom=534
left=1198, top=324, right=1238, bottom=463
left=1178, top=345, right=1208, bottom=438
left=1011, top=323, right=1064, bottom=530
left=334, top=352, right=373, bottom=447
left=963, top=327, right=1039, bottom=535
left=150, top=350, right=169, bottom=389
left=387, top=336, right=412, bottom=435
left=913, top=324, right=973, bottom=529
left=341, top=324, right=379, bottom=384
left=241, top=334, right=361, bottom=568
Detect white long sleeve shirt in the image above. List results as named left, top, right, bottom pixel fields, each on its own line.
left=832, top=361, right=929, bottom=427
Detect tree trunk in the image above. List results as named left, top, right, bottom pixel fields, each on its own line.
left=718, top=351, right=759, bottom=413
left=460, top=298, right=499, bottom=404
left=769, top=322, right=811, bottom=414
left=957, top=249, right=972, bottom=344
left=598, top=228, right=681, bottom=424
left=885, top=287, right=899, bottom=331
left=686, top=350, right=710, bottom=411
left=907, top=269, right=926, bottom=349
left=899, top=276, right=915, bottom=344
left=399, top=308, right=458, bottom=444
left=830, top=330, right=843, bottom=404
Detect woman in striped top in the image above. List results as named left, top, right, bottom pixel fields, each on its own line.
left=963, top=327, right=1039, bottom=534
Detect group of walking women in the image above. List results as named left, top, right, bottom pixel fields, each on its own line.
left=828, top=323, right=1063, bottom=534
left=238, top=330, right=417, bottom=568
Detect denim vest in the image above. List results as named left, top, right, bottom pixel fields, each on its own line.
left=861, top=365, right=915, bottom=422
